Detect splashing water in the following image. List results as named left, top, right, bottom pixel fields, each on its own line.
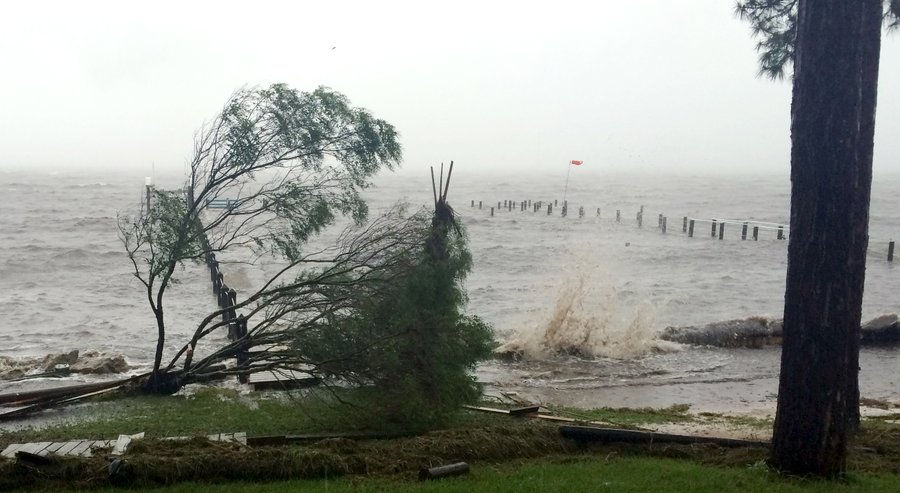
left=497, top=252, right=678, bottom=360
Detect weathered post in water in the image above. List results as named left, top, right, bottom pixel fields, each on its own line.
left=718, top=222, right=725, bottom=240
left=753, top=226, right=759, bottom=241
left=711, top=219, right=717, bottom=238
left=742, top=222, right=748, bottom=240
left=688, top=219, right=695, bottom=237
left=490, top=207, right=494, bottom=217
left=662, top=216, right=667, bottom=234
left=145, top=182, right=152, bottom=213
left=683, top=216, right=688, bottom=233
left=889, top=241, right=895, bottom=262
left=777, top=225, right=784, bottom=240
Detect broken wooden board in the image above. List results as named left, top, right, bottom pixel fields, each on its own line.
left=1, top=432, right=245, bottom=460
left=2, top=439, right=113, bottom=459
left=248, top=370, right=319, bottom=391
left=559, top=425, right=770, bottom=448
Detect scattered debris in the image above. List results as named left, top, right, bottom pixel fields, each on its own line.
left=419, top=462, right=470, bottom=480
left=559, top=425, right=770, bottom=448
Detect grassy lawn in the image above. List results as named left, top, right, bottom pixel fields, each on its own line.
left=2, top=388, right=899, bottom=491
left=77, top=457, right=900, bottom=493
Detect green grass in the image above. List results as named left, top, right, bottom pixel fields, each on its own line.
left=1, top=388, right=366, bottom=444
left=66, top=456, right=900, bottom=493
left=3, top=389, right=899, bottom=491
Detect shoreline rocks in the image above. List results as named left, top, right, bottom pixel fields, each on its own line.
left=0, top=350, right=129, bottom=381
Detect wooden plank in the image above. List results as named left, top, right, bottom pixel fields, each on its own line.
left=462, top=405, right=510, bottom=415
left=70, top=440, right=93, bottom=456
left=34, top=442, right=56, bottom=456
left=17, top=442, right=51, bottom=455
left=559, top=425, right=770, bottom=448
left=509, top=406, right=541, bottom=416
left=39, top=442, right=66, bottom=456
left=112, top=435, right=132, bottom=455
left=1, top=443, right=24, bottom=458
left=55, top=440, right=81, bottom=455
left=234, top=432, right=247, bottom=445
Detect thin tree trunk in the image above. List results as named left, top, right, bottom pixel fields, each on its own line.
left=771, top=0, right=882, bottom=477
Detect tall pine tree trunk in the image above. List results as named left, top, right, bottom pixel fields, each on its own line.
left=771, top=0, right=882, bottom=477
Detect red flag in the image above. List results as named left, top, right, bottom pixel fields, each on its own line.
left=570, top=160, right=583, bottom=165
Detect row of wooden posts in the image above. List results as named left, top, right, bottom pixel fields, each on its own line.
left=183, top=186, right=251, bottom=382
left=470, top=199, right=898, bottom=262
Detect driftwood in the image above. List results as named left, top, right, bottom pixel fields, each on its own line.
left=560, top=425, right=769, bottom=448
left=0, top=377, right=138, bottom=407
left=462, top=405, right=645, bottom=430
left=419, top=462, right=470, bottom=480
left=0, top=365, right=228, bottom=421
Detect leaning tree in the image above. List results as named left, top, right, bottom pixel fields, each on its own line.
left=119, top=84, right=401, bottom=391
left=737, top=0, right=898, bottom=477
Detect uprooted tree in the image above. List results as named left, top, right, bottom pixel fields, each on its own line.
left=120, top=85, right=493, bottom=427
left=119, top=84, right=402, bottom=391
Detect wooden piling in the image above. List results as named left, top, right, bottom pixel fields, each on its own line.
left=753, top=226, right=759, bottom=241
left=683, top=216, right=688, bottom=233
left=741, top=222, right=748, bottom=240
left=889, top=241, right=895, bottom=262
left=479, top=201, right=482, bottom=209
left=711, top=220, right=717, bottom=238
left=471, top=200, right=474, bottom=207
left=718, top=222, right=725, bottom=240
left=235, top=315, right=249, bottom=383
left=777, top=226, right=784, bottom=240
left=616, top=210, right=621, bottom=222
left=657, top=213, right=663, bottom=229
left=688, top=219, right=695, bottom=237
left=490, top=207, right=494, bottom=217
left=662, top=216, right=667, bottom=234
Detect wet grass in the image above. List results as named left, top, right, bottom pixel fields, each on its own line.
left=546, top=403, right=696, bottom=428
left=139, top=458, right=900, bottom=493
left=1, top=389, right=899, bottom=491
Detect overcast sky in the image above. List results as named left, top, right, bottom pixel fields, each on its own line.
left=0, top=0, right=897, bottom=175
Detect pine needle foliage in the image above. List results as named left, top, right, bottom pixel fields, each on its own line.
left=299, top=163, right=495, bottom=431
left=735, top=0, right=899, bottom=79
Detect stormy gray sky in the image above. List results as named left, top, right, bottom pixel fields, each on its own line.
left=0, top=0, right=898, bottom=175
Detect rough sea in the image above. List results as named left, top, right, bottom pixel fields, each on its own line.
left=2, top=166, right=899, bottom=415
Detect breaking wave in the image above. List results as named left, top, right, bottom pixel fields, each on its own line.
left=496, top=251, right=679, bottom=360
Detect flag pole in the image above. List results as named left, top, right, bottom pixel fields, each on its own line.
left=562, top=160, right=572, bottom=205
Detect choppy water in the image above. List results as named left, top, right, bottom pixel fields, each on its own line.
left=2, top=167, right=899, bottom=414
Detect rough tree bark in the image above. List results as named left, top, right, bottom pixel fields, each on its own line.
left=771, top=0, right=883, bottom=477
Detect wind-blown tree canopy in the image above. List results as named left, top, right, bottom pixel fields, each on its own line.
left=735, top=0, right=899, bottom=78
left=119, top=84, right=402, bottom=387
